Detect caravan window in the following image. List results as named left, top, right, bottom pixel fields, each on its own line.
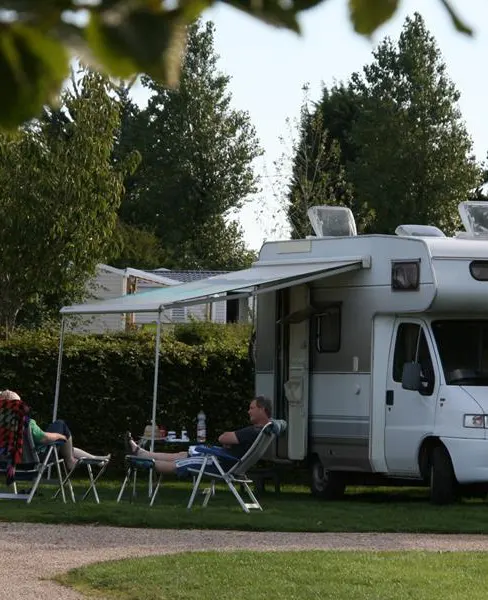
left=391, top=261, right=420, bottom=291
left=315, top=305, right=341, bottom=353
left=432, top=320, right=488, bottom=385
left=470, top=261, right=488, bottom=281
left=393, top=323, right=435, bottom=395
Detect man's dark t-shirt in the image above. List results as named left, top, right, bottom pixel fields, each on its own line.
left=226, top=425, right=263, bottom=458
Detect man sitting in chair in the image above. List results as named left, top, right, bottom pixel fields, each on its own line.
left=125, top=395, right=272, bottom=474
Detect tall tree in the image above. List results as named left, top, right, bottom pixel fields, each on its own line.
left=119, top=20, right=262, bottom=269
left=287, top=13, right=480, bottom=237
left=348, top=13, right=480, bottom=235
left=287, top=97, right=354, bottom=239
left=0, top=70, right=136, bottom=335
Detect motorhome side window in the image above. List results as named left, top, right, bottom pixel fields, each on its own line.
left=391, top=261, right=420, bottom=291
left=315, top=305, right=341, bottom=353
left=393, top=323, right=435, bottom=394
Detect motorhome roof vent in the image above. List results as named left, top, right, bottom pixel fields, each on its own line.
left=307, top=206, right=357, bottom=238
left=395, top=224, right=446, bottom=237
left=459, top=201, right=488, bottom=236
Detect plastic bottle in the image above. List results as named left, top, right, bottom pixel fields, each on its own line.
left=197, top=410, right=206, bottom=443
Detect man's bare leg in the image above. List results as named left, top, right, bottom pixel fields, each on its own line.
left=130, top=440, right=187, bottom=462
left=153, top=459, right=180, bottom=474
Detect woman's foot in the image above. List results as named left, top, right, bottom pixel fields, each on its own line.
left=77, top=453, right=111, bottom=463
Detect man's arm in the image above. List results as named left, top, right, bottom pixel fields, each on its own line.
left=40, top=432, right=67, bottom=444
left=218, top=431, right=239, bottom=447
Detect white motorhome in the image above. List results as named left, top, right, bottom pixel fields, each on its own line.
left=255, top=202, right=488, bottom=504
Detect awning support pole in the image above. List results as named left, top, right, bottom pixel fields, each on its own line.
left=52, top=317, right=66, bottom=423
left=148, top=310, right=162, bottom=497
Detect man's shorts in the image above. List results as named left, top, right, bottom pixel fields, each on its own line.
left=175, top=455, right=235, bottom=478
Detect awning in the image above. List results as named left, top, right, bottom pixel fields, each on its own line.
left=61, top=256, right=370, bottom=315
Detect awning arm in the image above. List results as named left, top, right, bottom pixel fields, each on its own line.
left=52, top=317, right=66, bottom=422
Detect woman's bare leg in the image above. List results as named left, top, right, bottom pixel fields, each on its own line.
left=58, top=435, right=76, bottom=470
left=73, top=447, right=110, bottom=461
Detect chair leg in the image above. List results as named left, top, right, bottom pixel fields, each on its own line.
left=116, top=466, right=133, bottom=503
left=52, top=461, right=76, bottom=502
left=241, top=482, right=263, bottom=511
left=225, top=478, right=252, bottom=513
left=81, top=462, right=109, bottom=503
left=149, top=472, right=162, bottom=507
left=53, top=449, right=68, bottom=504
left=202, top=479, right=215, bottom=507
left=187, top=456, right=208, bottom=509
left=131, top=467, right=138, bottom=502
left=27, top=446, right=68, bottom=504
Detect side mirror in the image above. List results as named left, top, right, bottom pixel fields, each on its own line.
left=402, top=362, right=421, bottom=391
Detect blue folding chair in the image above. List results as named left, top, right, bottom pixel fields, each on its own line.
left=116, top=455, right=163, bottom=506
left=185, top=419, right=287, bottom=513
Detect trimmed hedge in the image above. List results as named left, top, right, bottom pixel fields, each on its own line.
left=0, top=325, right=254, bottom=460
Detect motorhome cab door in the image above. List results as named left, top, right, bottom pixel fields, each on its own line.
left=384, top=319, right=439, bottom=474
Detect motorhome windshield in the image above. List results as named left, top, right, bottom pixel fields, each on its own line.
left=432, top=320, right=488, bottom=385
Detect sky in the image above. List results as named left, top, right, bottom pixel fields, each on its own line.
left=137, top=0, right=487, bottom=250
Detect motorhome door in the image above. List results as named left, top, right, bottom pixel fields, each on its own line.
left=280, top=285, right=310, bottom=460
left=384, top=319, right=438, bottom=474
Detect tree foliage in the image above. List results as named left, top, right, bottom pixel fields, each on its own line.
left=0, top=70, right=137, bottom=335
left=0, top=1, right=473, bottom=129
left=287, top=98, right=354, bottom=239
left=118, top=20, right=261, bottom=270
left=348, top=13, right=480, bottom=234
left=287, top=13, right=480, bottom=237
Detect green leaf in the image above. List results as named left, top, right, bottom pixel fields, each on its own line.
left=0, top=24, right=68, bottom=129
left=85, top=9, right=187, bottom=85
left=439, top=0, right=472, bottom=35
left=222, top=0, right=302, bottom=33
left=348, top=0, right=399, bottom=35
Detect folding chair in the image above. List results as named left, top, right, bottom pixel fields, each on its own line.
left=53, top=454, right=111, bottom=503
left=116, top=455, right=163, bottom=507
left=185, top=419, right=287, bottom=513
left=0, top=400, right=73, bottom=504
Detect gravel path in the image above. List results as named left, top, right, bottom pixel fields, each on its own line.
left=4, top=523, right=488, bottom=600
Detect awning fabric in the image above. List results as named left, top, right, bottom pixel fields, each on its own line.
left=61, top=257, right=368, bottom=315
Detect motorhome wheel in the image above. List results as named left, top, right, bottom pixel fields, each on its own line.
left=310, top=458, right=346, bottom=500
left=430, top=445, right=457, bottom=505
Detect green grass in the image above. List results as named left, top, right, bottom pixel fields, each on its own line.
left=56, top=550, right=488, bottom=600
left=2, top=477, right=488, bottom=533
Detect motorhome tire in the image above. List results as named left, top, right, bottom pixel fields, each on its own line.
left=310, top=459, right=346, bottom=500
left=430, top=445, right=457, bottom=505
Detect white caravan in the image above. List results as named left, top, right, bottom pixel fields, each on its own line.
left=254, top=202, right=488, bottom=504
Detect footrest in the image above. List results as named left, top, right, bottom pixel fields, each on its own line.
left=124, top=455, right=155, bottom=469
left=78, top=457, right=110, bottom=466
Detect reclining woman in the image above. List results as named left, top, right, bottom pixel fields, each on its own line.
left=0, top=390, right=110, bottom=470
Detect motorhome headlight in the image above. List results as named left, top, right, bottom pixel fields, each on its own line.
left=463, top=414, right=488, bottom=428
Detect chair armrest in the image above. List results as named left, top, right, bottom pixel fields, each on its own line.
left=194, top=446, right=238, bottom=462
left=43, top=440, right=66, bottom=447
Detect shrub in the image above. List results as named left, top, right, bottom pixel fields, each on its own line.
left=0, top=327, right=254, bottom=460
